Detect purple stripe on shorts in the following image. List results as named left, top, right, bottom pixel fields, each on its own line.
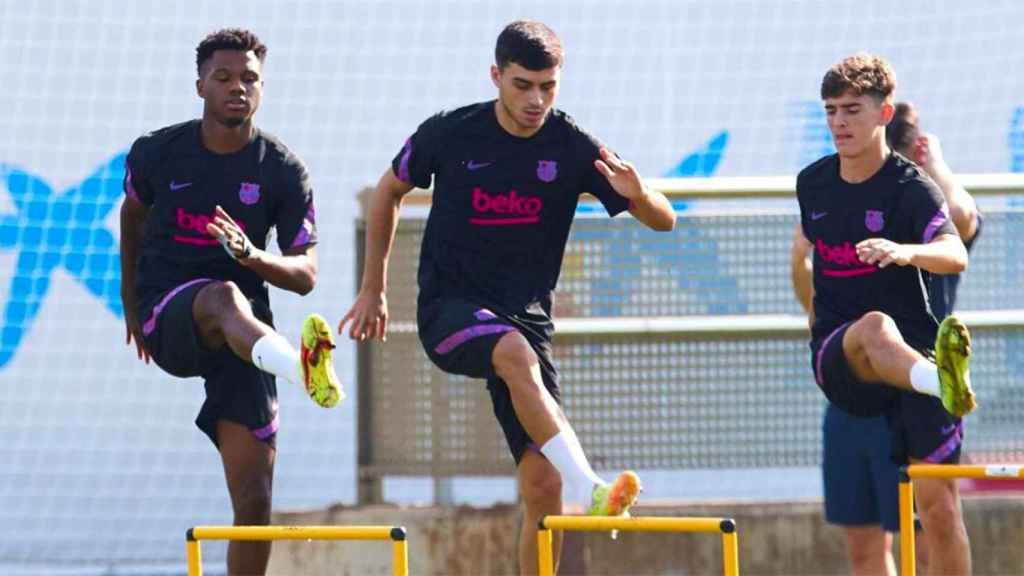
left=815, top=321, right=852, bottom=387
left=923, top=422, right=964, bottom=463
left=434, top=323, right=515, bottom=355
left=474, top=308, right=497, bottom=321
left=124, top=165, right=139, bottom=201
left=252, top=413, right=280, bottom=441
left=922, top=206, right=950, bottom=243
left=397, top=137, right=413, bottom=184
left=142, top=278, right=213, bottom=336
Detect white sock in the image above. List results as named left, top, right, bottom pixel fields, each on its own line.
left=251, top=332, right=301, bottom=386
left=540, top=430, right=605, bottom=505
left=909, top=359, right=941, bottom=397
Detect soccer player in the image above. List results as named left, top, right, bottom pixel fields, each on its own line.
left=338, top=20, right=674, bottom=575
left=119, top=29, right=340, bottom=576
left=791, top=101, right=982, bottom=576
left=794, top=53, right=975, bottom=575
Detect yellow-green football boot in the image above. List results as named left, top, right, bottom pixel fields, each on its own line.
left=935, top=315, right=975, bottom=417
left=300, top=313, right=343, bottom=408
left=588, top=471, right=642, bottom=517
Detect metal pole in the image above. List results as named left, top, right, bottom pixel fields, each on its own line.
left=899, top=468, right=916, bottom=576
left=537, top=522, right=555, bottom=576
left=720, top=519, right=739, bottom=576
left=185, top=529, right=202, bottom=576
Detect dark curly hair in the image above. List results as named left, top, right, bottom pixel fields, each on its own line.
left=196, top=28, right=267, bottom=75
left=495, top=20, right=563, bottom=71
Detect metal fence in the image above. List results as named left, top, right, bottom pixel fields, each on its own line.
left=356, top=177, right=1024, bottom=502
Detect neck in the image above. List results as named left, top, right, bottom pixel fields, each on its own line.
left=493, top=100, right=542, bottom=138
left=200, top=116, right=255, bottom=154
left=839, top=138, right=889, bottom=184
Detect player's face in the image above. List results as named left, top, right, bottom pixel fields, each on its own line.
left=824, top=91, right=893, bottom=159
left=196, top=49, right=263, bottom=128
left=491, top=63, right=560, bottom=135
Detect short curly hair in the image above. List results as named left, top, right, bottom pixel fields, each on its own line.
left=196, top=28, right=267, bottom=75
left=821, top=52, right=896, bottom=102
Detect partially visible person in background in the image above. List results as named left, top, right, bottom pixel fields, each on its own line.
left=886, top=101, right=981, bottom=320
left=791, top=98, right=980, bottom=576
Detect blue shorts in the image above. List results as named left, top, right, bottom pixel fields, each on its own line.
left=418, top=298, right=560, bottom=464
left=812, top=322, right=963, bottom=465
left=139, top=279, right=279, bottom=447
left=822, top=404, right=900, bottom=531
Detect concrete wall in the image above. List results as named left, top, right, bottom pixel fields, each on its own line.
left=271, top=495, right=1024, bottom=575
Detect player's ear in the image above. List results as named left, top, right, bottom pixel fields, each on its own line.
left=490, top=65, right=501, bottom=89
left=196, top=78, right=204, bottom=98
left=880, top=99, right=895, bottom=125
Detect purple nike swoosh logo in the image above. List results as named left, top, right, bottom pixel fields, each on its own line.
left=811, top=211, right=827, bottom=220
left=466, top=161, right=493, bottom=171
left=170, top=181, right=192, bottom=191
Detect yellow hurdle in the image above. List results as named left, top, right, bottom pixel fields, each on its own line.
left=185, top=525, right=409, bottom=576
left=537, top=515, right=739, bottom=576
left=898, top=463, right=1024, bottom=576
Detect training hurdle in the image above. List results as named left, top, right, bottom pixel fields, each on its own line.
left=185, top=525, right=409, bottom=576
left=899, top=463, right=1024, bottom=576
left=537, top=515, right=739, bottom=576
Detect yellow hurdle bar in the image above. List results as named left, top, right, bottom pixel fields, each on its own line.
left=185, top=525, right=408, bottom=576
left=537, top=515, right=739, bottom=576
left=904, top=463, right=1024, bottom=480
left=899, top=463, right=1024, bottom=576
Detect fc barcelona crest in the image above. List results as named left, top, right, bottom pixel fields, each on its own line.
left=865, top=210, right=885, bottom=232
left=239, top=182, right=261, bottom=205
left=537, top=160, right=558, bottom=183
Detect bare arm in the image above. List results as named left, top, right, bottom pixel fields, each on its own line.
left=119, top=195, right=151, bottom=363
left=856, top=233, right=967, bottom=274
left=206, top=205, right=318, bottom=295
left=337, top=167, right=415, bottom=341
left=627, top=186, right=676, bottom=231
left=240, top=244, right=318, bottom=295
left=913, top=134, right=979, bottom=241
left=789, top=224, right=814, bottom=317
left=594, top=147, right=676, bottom=231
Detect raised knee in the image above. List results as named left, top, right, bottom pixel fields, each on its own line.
left=492, top=333, right=537, bottom=381
left=852, top=311, right=900, bottom=351
left=203, top=281, right=249, bottom=314
left=859, top=311, right=897, bottom=333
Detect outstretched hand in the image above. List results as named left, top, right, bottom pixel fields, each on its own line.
left=594, top=147, right=646, bottom=202
left=206, top=205, right=255, bottom=263
left=338, top=290, right=389, bottom=342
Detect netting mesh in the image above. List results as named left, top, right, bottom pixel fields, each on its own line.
left=361, top=206, right=1024, bottom=476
